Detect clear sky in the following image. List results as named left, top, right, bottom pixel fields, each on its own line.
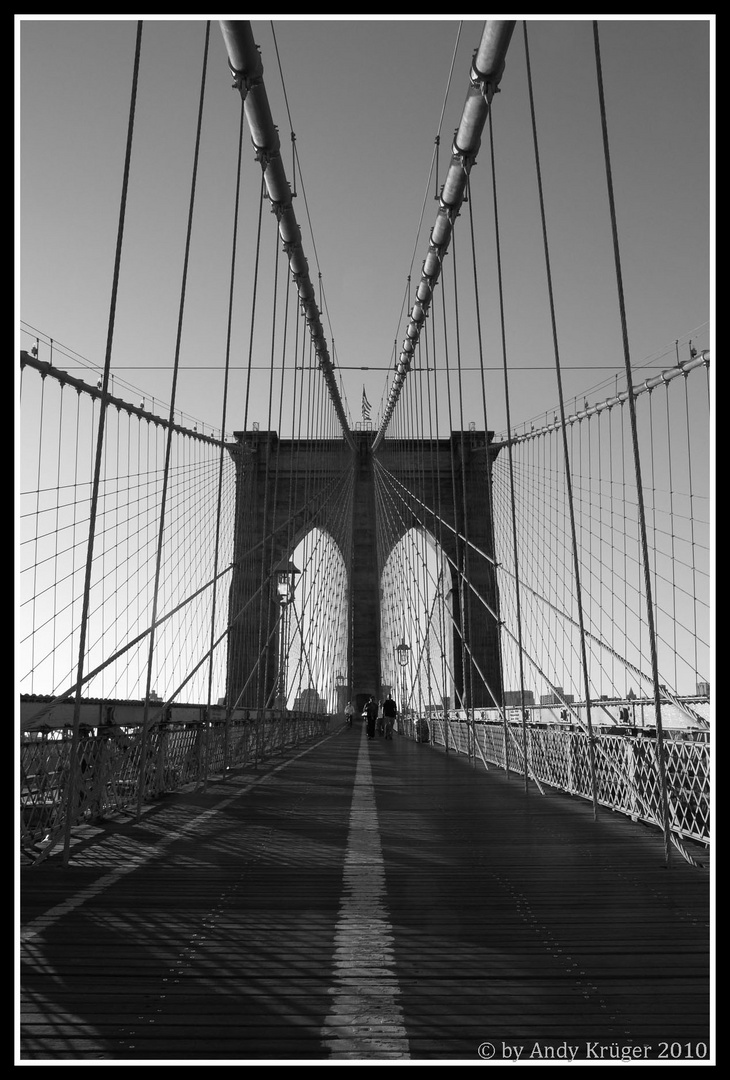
left=17, top=15, right=713, bottom=439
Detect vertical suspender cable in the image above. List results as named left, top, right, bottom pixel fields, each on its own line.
left=204, top=92, right=246, bottom=788
left=586, top=411, right=595, bottom=693
left=428, top=319, right=454, bottom=735
left=64, top=22, right=143, bottom=864
left=620, top=402, right=629, bottom=678
left=253, top=228, right=282, bottom=719
left=251, top=219, right=280, bottom=745
left=608, top=404, right=617, bottom=689
left=663, top=387, right=678, bottom=691
left=51, top=387, right=65, bottom=692
left=682, top=373, right=700, bottom=682
left=243, top=171, right=266, bottom=437
left=285, top=306, right=301, bottom=704
left=273, top=245, right=293, bottom=709
left=450, top=232, right=478, bottom=761
left=593, top=21, right=672, bottom=862
left=71, top=390, right=82, bottom=695
left=426, top=322, right=452, bottom=744
left=479, top=104, right=529, bottom=785
left=463, top=180, right=507, bottom=741
left=646, top=387, right=658, bottom=692
left=137, top=22, right=211, bottom=820
left=439, top=276, right=470, bottom=731
left=31, top=375, right=46, bottom=695
left=523, top=22, right=599, bottom=820
left=595, top=407, right=606, bottom=690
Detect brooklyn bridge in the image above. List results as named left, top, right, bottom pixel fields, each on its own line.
left=18, top=18, right=712, bottom=1063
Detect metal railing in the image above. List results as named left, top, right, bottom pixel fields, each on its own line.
left=20, top=711, right=330, bottom=862
left=398, top=714, right=710, bottom=849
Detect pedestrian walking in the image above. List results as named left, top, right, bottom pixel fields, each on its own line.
left=344, top=701, right=355, bottom=727
left=382, top=693, right=397, bottom=740
left=365, top=697, right=377, bottom=739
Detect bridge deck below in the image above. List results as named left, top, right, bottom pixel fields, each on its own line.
left=20, top=722, right=711, bottom=1063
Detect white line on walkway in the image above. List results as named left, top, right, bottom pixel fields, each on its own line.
left=321, top=725, right=410, bottom=1059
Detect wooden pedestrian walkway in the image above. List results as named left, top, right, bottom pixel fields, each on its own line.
left=19, top=720, right=711, bottom=1063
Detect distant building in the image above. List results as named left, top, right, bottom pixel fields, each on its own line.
left=697, top=681, right=710, bottom=698
left=504, top=690, right=535, bottom=706
left=540, top=687, right=574, bottom=706
left=293, top=688, right=327, bottom=713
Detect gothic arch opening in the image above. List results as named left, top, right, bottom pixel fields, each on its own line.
left=380, top=528, right=455, bottom=715
left=286, top=527, right=348, bottom=714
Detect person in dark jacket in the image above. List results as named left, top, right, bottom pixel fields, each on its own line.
left=365, top=697, right=378, bottom=739
left=382, top=694, right=397, bottom=739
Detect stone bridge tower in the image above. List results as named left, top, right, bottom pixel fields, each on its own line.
left=225, top=428, right=502, bottom=712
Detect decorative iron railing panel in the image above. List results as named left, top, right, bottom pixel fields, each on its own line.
left=20, top=712, right=330, bottom=861
left=401, top=715, right=709, bottom=848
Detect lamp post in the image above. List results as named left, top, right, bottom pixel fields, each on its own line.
left=335, top=669, right=348, bottom=716
left=396, top=638, right=410, bottom=722
left=276, top=560, right=299, bottom=710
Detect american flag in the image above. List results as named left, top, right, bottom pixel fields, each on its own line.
left=361, top=386, right=372, bottom=422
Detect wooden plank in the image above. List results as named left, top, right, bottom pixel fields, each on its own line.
left=20, top=728, right=710, bottom=1062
